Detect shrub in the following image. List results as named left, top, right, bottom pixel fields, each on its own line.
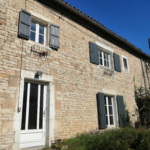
left=62, top=127, right=150, bottom=150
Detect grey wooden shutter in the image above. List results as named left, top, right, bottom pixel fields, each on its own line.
left=97, top=93, right=107, bottom=129
left=89, top=42, right=99, bottom=65
left=50, top=24, right=60, bottom=49
left=117, top=96, right=125, bottom=127
left=113, top=53, right=121, bottom=72
left=18, top=9, right=31, bottom=40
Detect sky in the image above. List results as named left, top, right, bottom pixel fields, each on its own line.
left=64, top=0, right=150, bottom=55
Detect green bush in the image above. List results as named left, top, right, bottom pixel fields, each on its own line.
left=61, top=127, right=150, bottom=150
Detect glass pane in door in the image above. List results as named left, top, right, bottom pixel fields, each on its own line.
left=21, top=82, right=28, bottom=130
left=28, top=83, right=38, bottom=129
left=39, top=85, right=44, bottom=129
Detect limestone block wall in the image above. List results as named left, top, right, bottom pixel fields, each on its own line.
left=0, top=0, right=149, bottom=149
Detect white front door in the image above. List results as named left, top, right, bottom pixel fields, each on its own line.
left=20, top=82, right=47, bottom=148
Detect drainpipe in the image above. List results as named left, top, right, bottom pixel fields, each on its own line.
left=141, top=59, right=147, bottom=93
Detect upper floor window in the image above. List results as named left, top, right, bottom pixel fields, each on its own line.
left=30, top=22, right=46, bottom=45
left=122, top=55, right=129, bottom=73
left=99, top=51, right=111, bottom=68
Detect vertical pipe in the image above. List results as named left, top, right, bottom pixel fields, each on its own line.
left=141, top=59, right=147, bottom=92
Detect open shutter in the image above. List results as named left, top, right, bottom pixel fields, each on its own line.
left=18, top=9, right=31, bottom=40
left=50, top=24, right=60, bottom=49
left=97, top=93, right=107, bottom=129
left=113, top=53, right=121, bottom=72
left=117, top=96, right=125, bottom=127
left=89, top=42, right=99, bottom=65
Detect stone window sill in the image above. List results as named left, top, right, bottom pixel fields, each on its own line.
left=27, top=40, right=51, bottom=51
left=99, top=65, right=115, bottom=73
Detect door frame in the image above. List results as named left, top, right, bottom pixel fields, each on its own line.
left=13, top=70, right=55, bottom=150
left=19, top=82, right=47, bottom=148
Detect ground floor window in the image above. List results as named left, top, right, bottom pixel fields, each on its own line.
left=97, top=92, right=125, bottom=129
left=104, top=96, right=115, bottom=127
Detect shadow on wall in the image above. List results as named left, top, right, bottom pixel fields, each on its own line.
left=124, top=109, right=132, bottom=127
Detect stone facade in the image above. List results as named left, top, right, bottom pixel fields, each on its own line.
left=0, top=0, right=149, bottom=149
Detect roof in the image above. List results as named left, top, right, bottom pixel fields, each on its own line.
left=37, top=0, right=148, bottom=58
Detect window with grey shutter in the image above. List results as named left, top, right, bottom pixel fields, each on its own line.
left=50, top=24, right=60, bottom=49
left=89, top=42, right=99, bottom=65
left=117, top=96, right=125, bottom=127
left=113, top=53, right=121, bottom=72
left=18, top=9, right=31, bottom=40
left=97, top=93, right=107, bottom=129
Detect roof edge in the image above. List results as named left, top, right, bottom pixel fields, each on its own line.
left=38, top=0, right=149, bottom=58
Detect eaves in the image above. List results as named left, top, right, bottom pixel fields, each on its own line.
left=36, top=0, right=148, bottom=59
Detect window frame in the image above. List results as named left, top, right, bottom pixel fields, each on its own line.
left=104, top=95, right=118, bottom=128
left=96, top=41, right=115, bottom=70
left=99, top=50, right=111, bottom=68
left=30, top=21, right=47, bottom=45
left=98, top=47, right=114, bottom=70
left=105, top=96, right=115, bottom=127
left=122, top=55, right=129, bottom=73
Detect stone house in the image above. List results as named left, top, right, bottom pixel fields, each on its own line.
left=0, top=0, right=149, bottom=149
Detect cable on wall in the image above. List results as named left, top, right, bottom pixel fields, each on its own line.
left=17, top=38, right=24, bottom=112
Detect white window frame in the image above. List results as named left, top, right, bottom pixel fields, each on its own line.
left=22, top=83, right=46, bottom=131
left=105, top=96, right=117, bottom=128
left=122, top=55, right=129, bottom=73
left=96, top=41, right=114, bottom=69
left=99, top=51, right=111, bottom=69
left=30, top=22, right=47, bottom=45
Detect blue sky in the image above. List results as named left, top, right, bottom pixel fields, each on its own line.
left=65, top=0, right=150, bottom=55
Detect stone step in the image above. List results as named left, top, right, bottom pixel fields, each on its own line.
left=20, top=146, right=45, bottom=150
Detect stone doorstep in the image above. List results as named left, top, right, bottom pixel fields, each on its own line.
left=20, top=146, right=45, bottom=150
left=0, top=145, right=8, bottom=150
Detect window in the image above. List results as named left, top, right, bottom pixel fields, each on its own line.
left=99, top=51, right=111, bottom=68
left=97, top=93, right=125, bottom=129
left=104, top=96, right=116, bottom=127
left=30, top=22, right=46, bottom=45
left=122, top=55, right=129, bottom=73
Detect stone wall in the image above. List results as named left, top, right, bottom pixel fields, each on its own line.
left=0, top=0, right=149, bottom=149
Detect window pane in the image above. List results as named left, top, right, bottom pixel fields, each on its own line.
left=110, top=116, right=114, bottom=125
left=100, top=58, right=103, bottom=65
left=108, top=97, right=112, bottom=105
left=106, top=54, right=108, bottom=60
left=104, top=60, right=107, bottom=66
left=30, top=31, right=35, bottom=42
left=109, top=106, right=113, bottom=114
left=105, top=106, right=107, bottom=114
left=107, top=60, right=109, bottom=67
left=39, top=35, right=44, bottom=44
left=100, top=51, right=102, bottom=58
left=123, top=58, right=128, bottom=69
left=104, top=96, right=106, bottom=105
left=104, top=53, right=106, bottom=59
left=106, top=116, right=108, bottom=125
left=31, top=22, right=36, bottom=31
left=21, top=82, right=28, bottom=130
left=39, top=26, right=44, bottom=35
left=39, top=85, right=44, bottom=129
left=28, top=83, right=38, bottom=129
